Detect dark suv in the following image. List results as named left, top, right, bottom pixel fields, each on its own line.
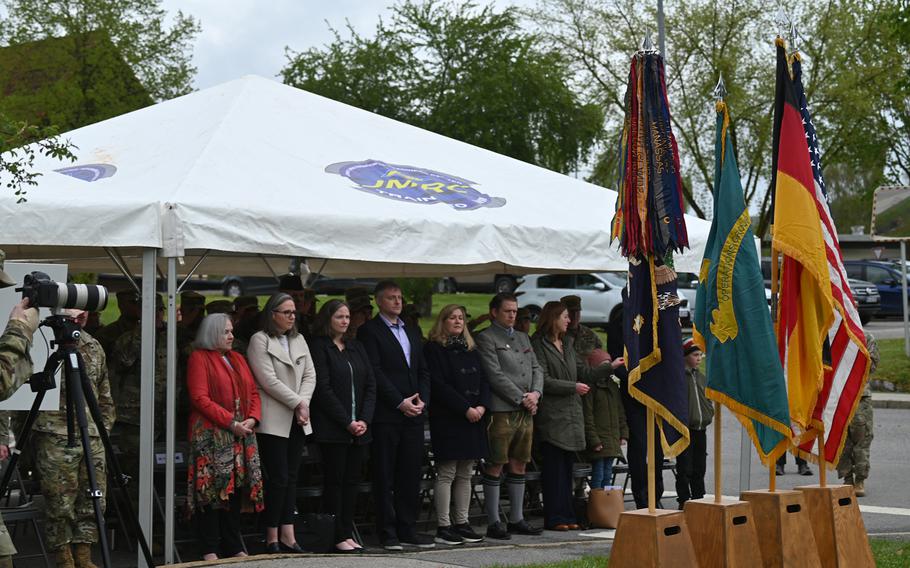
left=843, top=260, right=908, bottom=317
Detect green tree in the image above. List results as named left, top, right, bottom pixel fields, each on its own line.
left=528, top=0, right=902, bottom=236
left=1, top=113, right=75, bottom=201
left=0, top=0, right=200, bottom=104
left=281, top=0, right=603, bottom=175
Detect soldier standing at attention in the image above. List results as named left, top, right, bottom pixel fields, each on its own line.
left=28, top=310, right=115, bottom=568
left=560, top=295, right=608, bottom=365
left=0, top=251, right=41, bottom=568
left=230, top=295, right=260, bottom=356
left=94, top=290, right=140, bottom=356
left=279, top=274, right=317, bottom=337
left=837, top=331, right=879, bottom=496
left=110, top=294, right=168, bottom=505
left=344, top=287, right=373, bottom=339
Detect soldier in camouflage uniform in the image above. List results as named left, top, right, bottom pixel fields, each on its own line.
left=94, top=290, right=140, bottom=357
left=837, top=331, right=879, bottom=497
left=561, top=295, right=606, bottom=362
left=229, top=295, right=259, bottom=357
left=110, top=294, right=167, bottom=508
left=28, top=309, right=115, bottom=568
left=176, top=291, right=206, bottom=438
left=0, top=251, right=41, bottom=568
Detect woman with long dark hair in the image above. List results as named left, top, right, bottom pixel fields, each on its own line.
left=309, top=299, right=376, bottom=552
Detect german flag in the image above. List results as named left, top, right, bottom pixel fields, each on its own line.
left=771, top=38, right=872, bottom=465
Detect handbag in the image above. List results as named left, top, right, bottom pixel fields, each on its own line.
left=587, top=487, right=624, bottom=529
left=299, top=512, right=336, bottom=552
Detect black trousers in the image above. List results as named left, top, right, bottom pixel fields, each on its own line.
left=777, top=453, right=807, bottom=467
left=540, top=441, right=576, bottom=527
left=675, top=429, right=707, bottom=504
left=621, top=379, right=665, bottom=509
left=320, top=443, right=366, bottom=542
left=257, top=422, right=307, bottom=528
left=371, top=420, right=424, bottom=543
left=196, top=493, right=243, bottom=556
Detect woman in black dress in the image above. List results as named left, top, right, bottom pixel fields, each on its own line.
left=310, top=299, right=376, bottom=553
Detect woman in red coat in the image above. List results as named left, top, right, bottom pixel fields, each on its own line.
left=186, top=313, right=264, bottom=561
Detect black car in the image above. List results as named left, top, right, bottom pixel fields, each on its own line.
left=307, top=275, right=379, bottom=296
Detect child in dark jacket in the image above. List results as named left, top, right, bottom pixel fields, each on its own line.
left=676, top=338, right=714, bottom=508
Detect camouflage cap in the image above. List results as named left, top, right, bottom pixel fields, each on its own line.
left=116, top=289, right=140, bottom=305
left=516, top=307, right=532, bottom=321
left=278, top=273, right=304, bottom=291
left=180, top=290, right=206, bottom=308
left=0, top=249, right=15, bottom=288
left=345, top=286, right=371, bottom=302
left=206, top=300, right=234, bottom=315
left=348, top=294, right=373, bottom=313
left=233, top=295, right=259, bottom=311
left=560, top=294, right=582, bottom=311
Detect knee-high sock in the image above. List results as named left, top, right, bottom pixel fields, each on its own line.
left=482, top=473, right=502, bottom=525
left=506, top=473, right=526, bottom=523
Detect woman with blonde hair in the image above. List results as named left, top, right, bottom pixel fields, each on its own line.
left=424, top=304, right=490, bottom=545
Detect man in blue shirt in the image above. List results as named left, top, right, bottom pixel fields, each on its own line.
left=357, top=281, right=433, bottom=550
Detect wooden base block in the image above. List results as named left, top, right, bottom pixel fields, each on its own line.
left=609, top=508, right=699, bottom=568
left=739, top=489, right=821, bottom=568
left=796, top=484, right=874, bottom=567
left=683, top=499, right=762, bottom=568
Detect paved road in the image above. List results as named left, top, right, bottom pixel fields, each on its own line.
left=864, top=318, right=910, bottom=340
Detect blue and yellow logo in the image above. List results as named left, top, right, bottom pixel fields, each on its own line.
left=325, top=159, right=505, bottom=210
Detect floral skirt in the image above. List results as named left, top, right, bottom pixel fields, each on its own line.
left=186, top=417, right=264, bottom=516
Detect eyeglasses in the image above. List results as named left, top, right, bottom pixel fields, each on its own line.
left=274, top=310, right=296, bottom=317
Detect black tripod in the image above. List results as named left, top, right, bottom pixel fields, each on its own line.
left=0, top=315, right=154, bottom=568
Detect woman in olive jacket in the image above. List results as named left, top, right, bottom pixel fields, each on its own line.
left=531, top=301, right=613, bottom=531
left=310, top=299, right=377, bottom=553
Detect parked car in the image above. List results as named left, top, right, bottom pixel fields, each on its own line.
left=436, top=274, right=523, bottom=294
left=307, top=275, right=379, bottom=295
left=220, top=275, right=282, bottom=297
left=847, top=278, right=880, bottom=324
left=844, top=260, right=909, bottom=317
left=96, top=273, right=221, bottom=293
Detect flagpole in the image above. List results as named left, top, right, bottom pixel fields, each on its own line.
left=818, top=428, right=827, bottom=487
left=770, top=245, right=779, bottom=493
left=647, top=408, right=656, bottom=513
left=714, top=401, right=722, bottom=503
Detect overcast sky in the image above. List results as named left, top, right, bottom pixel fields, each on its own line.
left=163, top=1, right=537, bottom=91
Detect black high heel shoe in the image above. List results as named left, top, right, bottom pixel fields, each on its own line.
left=279, top=540, right=307, bottom=554
left=265, top=542, right=281, bottom=554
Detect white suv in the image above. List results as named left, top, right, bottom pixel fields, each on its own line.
left=517, top=272, right=690, bottom=328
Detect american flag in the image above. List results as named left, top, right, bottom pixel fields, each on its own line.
left=791, top=55, right=871, bottom=464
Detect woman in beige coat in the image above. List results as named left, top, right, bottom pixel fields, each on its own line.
left=247, top=292, right=317, bottom=554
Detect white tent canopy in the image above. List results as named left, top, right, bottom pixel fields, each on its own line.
left=2, top=74, right=709, bottom=275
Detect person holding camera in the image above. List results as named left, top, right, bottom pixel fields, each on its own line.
left=27, top=309, right=115, bottom=568
left=0, top=252, right=41, bottom=568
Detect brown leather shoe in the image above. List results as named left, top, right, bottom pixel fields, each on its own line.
left=72, top=543, right=98, bottom=568
left=567, top=523, right=582, bottom=530
left=548, top=524, right=570, bottom=531
left=55, top=546, right=75, bottom=568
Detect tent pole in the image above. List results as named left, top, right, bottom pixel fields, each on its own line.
left=164, top=257, right=177, bottom=563
left=139, top=249, right=157, bottom=568
left=176, top=250, right=211, bottom=294
left=104, top=247, right=141, bottom=295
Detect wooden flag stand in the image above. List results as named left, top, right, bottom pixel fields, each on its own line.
left=795, top=432, right=874, bottom=566
left=610, top=409, right=699, bottom=568
left=684, top=403, right=761, bottom=568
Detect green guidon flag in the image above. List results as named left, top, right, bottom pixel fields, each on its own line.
left=693, top=100, right=792, bottom=465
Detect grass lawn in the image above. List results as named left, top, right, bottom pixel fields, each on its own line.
left=874, top=338, right=910, bottom=392
left=492, top=539, right=908, bottom=567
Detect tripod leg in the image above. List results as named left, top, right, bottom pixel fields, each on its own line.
left=64, top=352, right=112, bottom=568
left=76, top=354, right=154, bottom=567
left=0, top=350, right=61, bottom=499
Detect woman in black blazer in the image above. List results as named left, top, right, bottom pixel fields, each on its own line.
left=310, top=299, right=376, bottom=553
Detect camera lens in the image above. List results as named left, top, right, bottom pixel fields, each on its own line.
left=52, top=283, right=109, bottom=312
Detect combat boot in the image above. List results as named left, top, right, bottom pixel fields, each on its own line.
left=843, top=475, right=854, bottom=486
left=54, top=546, right=75, bottom=568
left=72, top=543, right=97, bottom=568
left=854, top=479, right=865, bottom=497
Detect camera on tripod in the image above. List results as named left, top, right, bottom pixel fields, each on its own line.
left=16, top=271, right=109, bottom=312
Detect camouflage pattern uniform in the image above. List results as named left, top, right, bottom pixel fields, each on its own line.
left=94, top=315, right=138, bottom=359
left=567, top=324, right=603, bottom=359
left=110, top=326, right=167, bottom=505
left=837, top=332, right=879, bottom=485
left=31, top=331, right=115, bottom=551
left=0, top=319, right=35, bottom=560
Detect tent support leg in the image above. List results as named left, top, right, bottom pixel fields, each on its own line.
left=164, top=257, right=177, bottom=563
left=139, top=249, right=157, bottom=568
